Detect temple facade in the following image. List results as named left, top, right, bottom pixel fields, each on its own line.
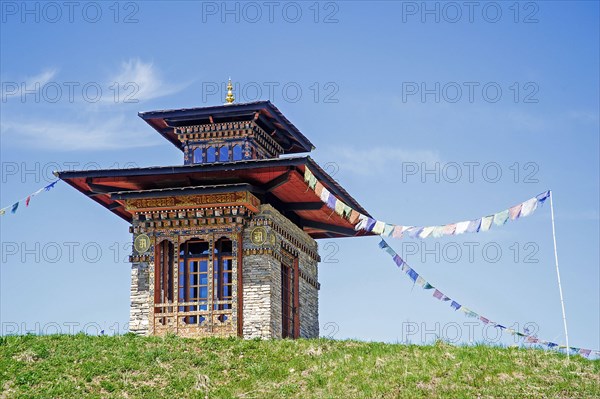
left=59, top=85, right=371, bottom=339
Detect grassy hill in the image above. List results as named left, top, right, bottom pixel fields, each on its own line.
left=1, top=334, right=598, bottom=398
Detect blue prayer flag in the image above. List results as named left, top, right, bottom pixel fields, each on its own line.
left=536, top=190, right=551, bottom=205
left=406, top=268, right=418, bottom=283
left=365, top=218, right=376, bottom=231
left=327, top=195, right=336, bottom=209
left=407, top=227, right=423, bottom=238
left=11, top=202, right=19, bottom=214
left=392, top=254, right=404, bottom=268
left=45, top=180, right=58, bottom=191
left=467, top=219, right=481, bottom=233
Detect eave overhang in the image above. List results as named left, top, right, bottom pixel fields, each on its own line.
left=57, top=157, right=373, bottom=239
left=138, top=101, right=315, bottom=155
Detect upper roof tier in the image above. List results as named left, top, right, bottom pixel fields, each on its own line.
left=139, top=101, right=315, bottom=154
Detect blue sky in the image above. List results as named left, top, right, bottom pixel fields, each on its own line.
left=1, top=1, right=598, bottom=353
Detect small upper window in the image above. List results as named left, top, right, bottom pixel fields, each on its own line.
left=232, top=145, right=243, bottom=161
left=193, top=147, right=203, bottom=164
left=219, top=146, right=229, bottom=162
left=207, top=147, right=216, bottom=163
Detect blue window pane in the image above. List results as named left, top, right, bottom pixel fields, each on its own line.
left=193, top=148, right=203, bottom=164
left=207, top=147, right=216, bottom=163
left=233, top=145, right=242, bottom=161
left=223, top=286, right=231, bottom=297
left=219, top=146, right=229, bottom=162
left=200, top=304, right=208, bottom=311
left=200, top=287, right=208, bottom=299
left=189, top=316, right=196, bottom=324
left=200, top=261, right=207, bottom=272
left=179, top=288, right=184, bottom=299
left=213, top=260, right=219, bottom=272
left=224, top=260, right=232, bottom=271
left=200, top=274, right=208, bottom=285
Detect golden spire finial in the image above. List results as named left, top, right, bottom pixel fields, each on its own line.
left=225, top=77, right=235, bottom=105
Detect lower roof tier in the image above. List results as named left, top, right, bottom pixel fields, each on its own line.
left=57, top=156, right=373, bottom=239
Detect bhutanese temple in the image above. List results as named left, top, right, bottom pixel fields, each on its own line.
left=58, top=80, right=372, bottom=339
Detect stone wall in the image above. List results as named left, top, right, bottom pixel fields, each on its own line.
left=242, top=204, right=320, bottom=339
left=129, top=262, right=150, bottom=335
left=241, top=254, right=279, bottom=338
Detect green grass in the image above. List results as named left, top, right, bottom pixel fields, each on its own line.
left=0, top=335, right=598, bottom=398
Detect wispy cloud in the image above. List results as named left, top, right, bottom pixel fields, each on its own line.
left=107, top=58, right=188, bottom=103
left=1, top=115, right=161, bottom=151
left=321, top=146, right=441, bottom=176
left=1, top=60, right=190, bottom=150
left=1, top=68, right=58, bottom=101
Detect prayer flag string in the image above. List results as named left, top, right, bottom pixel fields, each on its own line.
left=0, top=180, right=60, bottom=216
left=304, top=167, right=550, bottom=239
left=378, top=238, right=599, bottom=359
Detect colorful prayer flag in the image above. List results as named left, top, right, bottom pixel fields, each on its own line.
left=520, top=197, right=538, bottom=217
left=406, top=268, right=418, bottom=283
left=365, top=218, right=376, bottom=232
left=443, top=224, right=456, bottom=235
left=392, top=254, right=404, bottom=268
left=349, top=210, right=361, bottom=224
left=372, top=221, right=385, bottom=235
left=45, top=180, right=58, bottom=191
left=579, top=349, right=591, bottom=357
left=418, top=226, right=434, bottom=239
left=326, top=194, right=336, bottom=209
left=479, top=215, right=494, bottom=232
left=467, top=219, right=481, bottom=233
left=536, top=190, right=551, bottom=205
left=334, top=199, right=345, bottom=215
left=382, top=224, right=394, bottom=237
left=314, top=182, right=324, bottom=197
left=392, top=225, right=404, bottom=238
left=508, top=203, right=522, bottom=220
left=432, top=226, right=445, bottom=238
left=493, top=209, right=509, bottom=226
left=455, top=221, right=470, bottom=235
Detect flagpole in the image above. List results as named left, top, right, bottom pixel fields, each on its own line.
left=549, top=190, right=569, bottom=360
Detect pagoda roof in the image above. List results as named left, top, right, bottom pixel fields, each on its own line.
left=57, top=157, right=373, bottom=239
left=138, top=101, right=315, bottom=154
